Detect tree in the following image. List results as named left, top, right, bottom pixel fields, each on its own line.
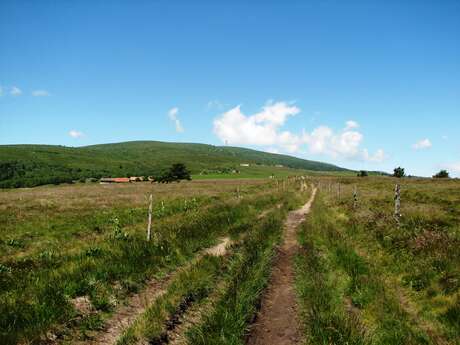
left=170, top=163, right=191, bottom=181
left=357, top=170, right=368, bottom=177
left=393, top=167, right=405, bottom=178
left=433, top=170, right=449, bottom=178
left=156, top=163, right=191, bottom=183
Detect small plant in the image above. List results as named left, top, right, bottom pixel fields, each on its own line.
left=0, top=264, right=12, bottom=274
left=84, top=247, right=103, bottom=257
left=6, top=238, right=23, bottom=247
left=38, top=250, right=56, bottom=260
left=111, top=217, right=129, bottom=240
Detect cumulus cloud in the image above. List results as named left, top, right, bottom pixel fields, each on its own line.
left=168, top=107, right=184, bottom=133
left=213, top=101, right=384, bottom=162
left=10, top=86, right=22, bottom=96
left=412, top=138, right=432, bottom=150
left=213, top=101, right=301, bottom=151
left=302, top=123, right=385, bottom=162
left=68, top=130, right=84, bottom=138
left=32, top=90, right=50, bottom=97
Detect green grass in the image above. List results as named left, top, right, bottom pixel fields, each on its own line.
left=0, top=179, right=291, bottom=344
left=296, top=177, right=460, bottom=345
left=0, top=177, right=311, bottom=344
left=117, top=255, right=224, bottom=345
left=184, top=188, right=310, bottom=345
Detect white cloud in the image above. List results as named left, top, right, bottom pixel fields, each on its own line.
left=69, top=130, right=84, bottom=138
left=10, top=86, right=22, bottom=96
left=168, top=107, right=184, bottom=133
left=32, top=90, right=50, bottom=97
left=213, top=101, right=301, bottom=151
left=213, top=101, right=384, bottom=162
left=302, top=124, right=385, bottom=162
left=412, top=138, right=432, bottom=150
left=344, top=120, right=359, bottom=130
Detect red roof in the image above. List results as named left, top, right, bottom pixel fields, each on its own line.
left=113, top=178, right=130, bottom=182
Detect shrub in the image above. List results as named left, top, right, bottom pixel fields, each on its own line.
left=393, top=167, right=405, bottom=178
left=433, top=170, right=449, bottom=178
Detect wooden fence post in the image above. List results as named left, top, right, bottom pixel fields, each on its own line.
left=353, top=186, right=358, bottom=208
left=394, top=184, right=401, bottom=223
left=147, top=194, right=153, bottom=241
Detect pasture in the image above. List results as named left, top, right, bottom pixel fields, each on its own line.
left=1, top=176, right=459, bottom=345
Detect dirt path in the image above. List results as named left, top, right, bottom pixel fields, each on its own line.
left=247, top=188, right=317, bottom=345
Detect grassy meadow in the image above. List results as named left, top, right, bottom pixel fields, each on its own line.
left=296, top=177, right=460, bottom=345
left=0, top=178, right=310, bottom=344
left=1, top=175, right=459, bottom=345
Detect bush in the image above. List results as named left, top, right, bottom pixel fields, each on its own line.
left=393, top=167, right=405, bottom=178
left=433, top=170, right=449, bottom=178
left=156, top=163, right=191, bottom=183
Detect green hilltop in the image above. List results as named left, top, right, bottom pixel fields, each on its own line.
left=0, top=140, right=348, bottom=188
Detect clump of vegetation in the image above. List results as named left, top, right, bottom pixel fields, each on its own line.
left=393, top=166, right=405, bottom=178
left=357, top=170, right=368, bottom=177
left=156, top=163, right=191, bottom=183
left=433, top=169, right=449, bottom=178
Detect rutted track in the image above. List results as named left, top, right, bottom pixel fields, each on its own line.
left=76, top=238, right=232, bottom=345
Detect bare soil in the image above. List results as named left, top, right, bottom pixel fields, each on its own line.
left=246, top=189, right=317, bottom=345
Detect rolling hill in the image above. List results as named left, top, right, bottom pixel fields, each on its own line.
left=0, top=141, right=348, bottom=188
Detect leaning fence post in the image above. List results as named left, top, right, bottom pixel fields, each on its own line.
left=353, top=186, right=358, bottom=208
left=147, top=194, right=153, bottom=241
left=394, top=184, right=401, bottom=223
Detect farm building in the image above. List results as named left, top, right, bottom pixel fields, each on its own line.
left=100, top=177, right=131, bottom=184
left=240, top=163, right=250, bottom=167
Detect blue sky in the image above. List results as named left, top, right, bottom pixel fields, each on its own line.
left=1, top=1, right=459, bottom=176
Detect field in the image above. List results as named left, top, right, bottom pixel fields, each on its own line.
left=1, top=176, right=459, bottom=345
left=296, top=177, right=460, bottom=345
left=0, top=178, right=310, bottom=344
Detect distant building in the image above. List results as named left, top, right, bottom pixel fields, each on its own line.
left=240, top=163, right=250, bottom=167
left=129, top=176, right=144, bottom=182
left=275, top=164, right=284, bottom=168
left=100, top=177, right=131, bottom=184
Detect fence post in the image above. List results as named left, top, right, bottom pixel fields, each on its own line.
left=147, top=194, right=153, bottom=241
left=353, top=186, right=358, bottom=208
left=394, top=184, right=401, bottom=223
